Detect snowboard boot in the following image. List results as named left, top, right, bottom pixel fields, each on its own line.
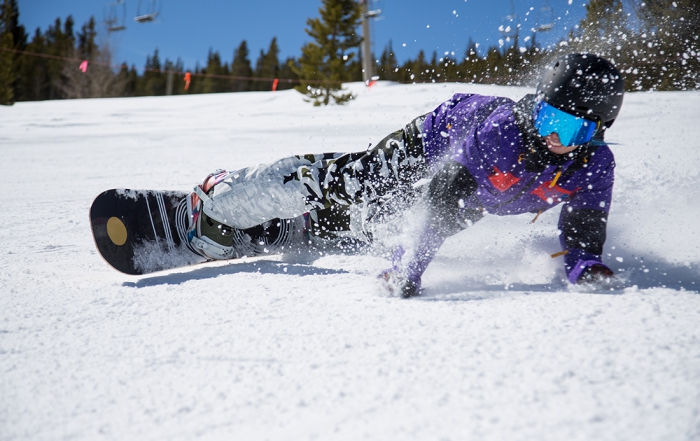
left=198, top=211, right=234, bottom=249
left=185, top=170, right=238, bottom=260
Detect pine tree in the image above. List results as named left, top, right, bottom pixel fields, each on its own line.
left=230, top=40, right=253, bottom=92
left=201, top=48, right=227, bottom=93
left=45, top=16, right=76, bottom=99
left=406, top=50, right=429, bottom=82
left=276, top=56, right=299, bottom=91
left=378, top=40, right=398, bottom=81
left=0, top=0, right=15, bottom=104
left=429, top=51, right=438, bottom=81
left=294, top=0, right=362, bottom=106
left=15, top=27, right=44, bottom=101
left=76, top=16, right=96, bottom=60
left=459, top=38, right=483, bottom=83
left=254, top=37, right=280, bottom=91
left=438, top=53, right=460, bottom=83
left=58, top=16, right=94, bottom=99
left=139, top=48, right=165, bottom=96
left=0, top=0, right=27, bottom=104
left=3, top=0, right=24, bottom=48
left=482, top=46, right=505, bottom=84
left=16, top=17, right=72, bottom=101
left=163, top=57, right=184, bottom=95
left=118, top=63, right=138, bottom=96
left=634, top=0, right=700, bottom=90
left=571, top=0, right=627, bottom=58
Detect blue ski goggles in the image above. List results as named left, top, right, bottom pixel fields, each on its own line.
left=533, top=100, right=601, bottom=147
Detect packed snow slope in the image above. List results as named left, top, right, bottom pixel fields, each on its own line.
left=1, top=82, right=699, bottom=441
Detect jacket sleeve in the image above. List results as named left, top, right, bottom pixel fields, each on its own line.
left=558, top=146, right=615, bottom=283
left=400, top=160, right=483, bottom=284
left=425, top=161, right=482, bottom=237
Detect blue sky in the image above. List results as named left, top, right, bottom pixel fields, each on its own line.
left=19, top=0, right=591, bottom=72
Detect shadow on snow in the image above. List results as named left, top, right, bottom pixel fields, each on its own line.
left=605, top=246, right=699, bottom=292
left=123, top=245, right=699, bottom=295
left=123, top=259, right=348, bottom=288
left=419, top=252, right=699, bottom=302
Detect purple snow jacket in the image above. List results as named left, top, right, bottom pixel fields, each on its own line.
left=408, top=93, right=615, bottom=285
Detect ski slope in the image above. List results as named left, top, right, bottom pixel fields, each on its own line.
left=1, top=82, right=699, bottom=440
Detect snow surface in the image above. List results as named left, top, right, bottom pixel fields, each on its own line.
left=1, top=82, right=700, bottom=440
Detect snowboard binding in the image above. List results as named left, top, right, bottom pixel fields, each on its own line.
left=182, top=170, right=299, bottom=261
left=183, top=170, right=239, bottom=260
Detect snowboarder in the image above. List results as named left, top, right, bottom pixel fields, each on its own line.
left=185, top=53, right=624, bottom=297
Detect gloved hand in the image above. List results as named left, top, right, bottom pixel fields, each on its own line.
left=577, top=264, right=615, bottom=286
left=379, top=269, right=421, bottom=298
left=378, top=222, right=445, bottom=298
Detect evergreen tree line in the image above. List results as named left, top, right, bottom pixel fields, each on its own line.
left=374, top=0, right=699, bottom=93
left=0, top=0, right=128, bottom=102
left=116, top=38, right=301, bottom=97
left=0, top=0, right=305, bottom=102
left=1, top=0, right=698, bottom=106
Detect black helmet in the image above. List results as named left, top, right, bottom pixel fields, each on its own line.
left=536, top=53, right=624, bottom=128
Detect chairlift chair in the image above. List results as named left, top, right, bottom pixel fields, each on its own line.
left=498, top=0, right=518, bottom=38
left=535, top=1, right=555, bottom=32
left=103, top=0, right=126, bottom=32
left=361, top=0, right=382, bottom=19
left=366, top=9, right=382, bottom=19
left=366, top=0, right=382, bottom=19
left=134, top=0, right=162, bottom=24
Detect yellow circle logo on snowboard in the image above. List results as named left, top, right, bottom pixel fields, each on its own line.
left=106, top=217, right=127, bottom=246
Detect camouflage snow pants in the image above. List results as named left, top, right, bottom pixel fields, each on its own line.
left=200, top=116, right=430, bottom=231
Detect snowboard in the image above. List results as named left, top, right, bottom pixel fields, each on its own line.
left=90, top=188, right=311, bottom=275
left=90, top=189, right=206, bottom=275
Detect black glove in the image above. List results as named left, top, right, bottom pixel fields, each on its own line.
left=379, top=270, right=421, bottom=298
left=577, top=264, right=615, bottom=285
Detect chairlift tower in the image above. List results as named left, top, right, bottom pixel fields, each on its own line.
left=361, top=0, right=382, bottom=85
